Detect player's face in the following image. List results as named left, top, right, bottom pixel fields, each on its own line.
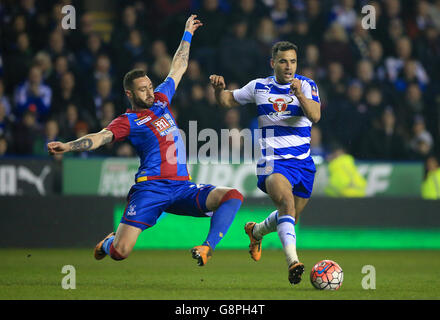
left=271, top=49, right=297, bottom=84
left=128, top=76, right=155, bottom=108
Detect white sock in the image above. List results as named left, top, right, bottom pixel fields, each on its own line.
left=253, top=210, right=278, bottom=240
left=276, top=214, right=299, bottom=266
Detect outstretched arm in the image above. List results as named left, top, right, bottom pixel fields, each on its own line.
left=209, top=74, right=240, bottom=108
left=167, top=14, right=203, bottom=89
left=47, top=129, right=114, bottom=155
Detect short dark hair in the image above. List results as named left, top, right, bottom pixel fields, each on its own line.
left=271, top=41, right=298, bottom=59
left=123, top=69, right=147, bottom=91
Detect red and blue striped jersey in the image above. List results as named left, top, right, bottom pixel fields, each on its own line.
left=106, top=77, right=190, bottom=183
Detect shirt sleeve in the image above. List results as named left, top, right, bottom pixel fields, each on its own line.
left=154, top=77, right=176, bottom=104
left=232, top=80, right=257, bottom=105
left=105, top=115, right=130, bottom=142
left=301, top=79, right=320, bottom=103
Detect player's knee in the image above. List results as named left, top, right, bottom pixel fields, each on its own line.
left=272, top=194, right=295, bottom=214
left=220, top=189, right=244, bottom=205
left=109, top=243, right=129, bottom=261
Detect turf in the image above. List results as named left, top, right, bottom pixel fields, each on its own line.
left=1, top=249, right=439, bottom=300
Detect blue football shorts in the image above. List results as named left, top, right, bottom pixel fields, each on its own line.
left=256, top=158, right=316, bottom=199
left=120, top=179, right=216, bottom=231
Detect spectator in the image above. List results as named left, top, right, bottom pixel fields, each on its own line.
left=270, top=0, right=294, bottom=39
left=51, top=72, right=82, bottom=117
left=0, top=78, right=12, bottom=116
left=68, top=12, right=95, bottom=51
left=255, top=17, right=279, bottom=66
left=46, top=29, right=68, bottom=59
left=5, top=32, right=33, bottom=90
left=360, top=107, right=408, bottom=160
left=320, top=22, right=354, bottom=74
left=350, top=17, right=373, bottom=61
left=14, top=65, right=52, bottom=120
left=399, top=82, right=426, bottom=131
left=406, top=0, right=435, bottom=39
left=414, top=24, right=440, bottom=82
left=330, top=0, right=357, bottom=32
left=368, top=40, right=387, bottom=82
left=193, top=0, right=227, bottom=74
left=385, top=36, right=429, bottom=85
left=32, top=118, right=60, bottom=156
left=230, top=0, right=263, bottom=34
left=324, top=80, right=369, bottom=155
left=394, top=59, right=429, bottom=92
left=150, top=55, right=172, bottom=87
left=381, top=17, right=406, bottom=57
left=355, top=59, right=375, bottom=87
left=306, top=0, right=327, bottom=43
left=57, top=103, right=85, bottom=142
left=76, top=33, right=106, bottom=76
left=33, top=51, right=53, bottom=82
left=409, top=116, right=434, bottom=160
left=286, top=16, right=311, bottom=58
left=117, top=29, right=148, bottom=75
left=93, top=77, right=116, bottom=124
left=110, top=6, right=141, bottom=53
left=219, top=19, right=261, bottom=84
left=324, top=144, right=367, bottom=197
left=46, top=54, right=69, bottom=91
left=11, top=109, right=40, bottom=155
left=320, top=61, right=347, bottom=102
left=421, top=154, right=440, bottom=199
left=0, top=101, right=13, bottom=142
left=429, top=0, right=440, bottom=31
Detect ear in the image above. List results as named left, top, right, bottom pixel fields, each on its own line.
left=270, top=58, right=274, bottom=69
left=125, top=90, right=132, bottom=99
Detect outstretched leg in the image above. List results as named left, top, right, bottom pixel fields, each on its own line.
left=191, top=187, right=243, bottom=266
left=94, top=223, right=142, bottom=261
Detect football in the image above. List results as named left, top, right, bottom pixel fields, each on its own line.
left=310, top=260, right=344, bottom=290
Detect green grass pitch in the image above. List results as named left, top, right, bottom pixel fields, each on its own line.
left=1, top=249, right=439, bottom=300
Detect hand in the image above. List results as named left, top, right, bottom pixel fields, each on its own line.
left=185, top=14, right=203, bottom=35
left=47, top=141, right=69, bottom=155
left=209, top=74, right=226, bottom=91
left=290, top=78, right=303, bottom=98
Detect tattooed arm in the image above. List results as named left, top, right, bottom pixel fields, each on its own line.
left=47, top=129, right=114, bottom=155
left=167, top=14, right=203, bottom=89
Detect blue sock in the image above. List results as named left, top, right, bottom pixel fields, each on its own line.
left=102, top=236, right=115, bottom=255
left=203, top=190, right=243, bottom=250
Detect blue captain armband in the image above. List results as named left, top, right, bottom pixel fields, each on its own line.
left=182, top=31, right=192, bottom=44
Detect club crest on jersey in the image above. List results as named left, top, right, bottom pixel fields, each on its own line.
left=268, top=96, right=293, bottom=115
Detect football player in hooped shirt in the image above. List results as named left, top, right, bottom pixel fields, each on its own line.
left=47, top=15, right=243, bottom=266
left=210, top=41, right=321, bottom=285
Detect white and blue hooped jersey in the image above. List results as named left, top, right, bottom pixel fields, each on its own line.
left=233, top=74, right=320, bottom=171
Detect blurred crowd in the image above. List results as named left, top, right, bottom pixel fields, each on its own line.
left=0, top=0, right=439, bottom=162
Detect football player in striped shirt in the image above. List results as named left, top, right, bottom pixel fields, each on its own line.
left=210, top=41, right=321, bottom=285
left=47, top=15, right=243, bottom=267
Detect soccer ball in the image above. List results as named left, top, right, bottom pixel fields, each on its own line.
left=310, top=260, right=343, bottom=290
